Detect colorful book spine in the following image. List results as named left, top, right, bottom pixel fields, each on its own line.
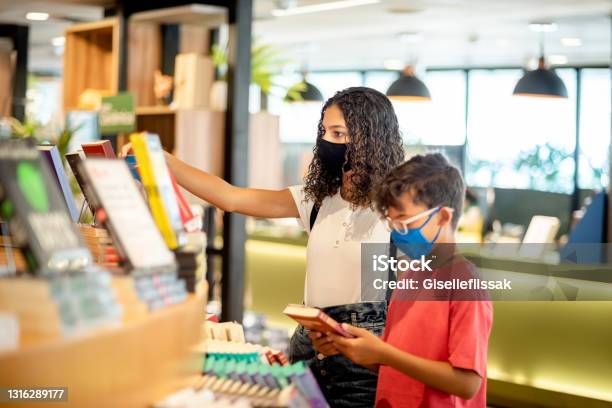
left=169, top=172, right=199, bottom=233
left=130, top=133, right=178, bottom=249
left=143, top=134, right=186, bottom=243
left=82, top=140, right=116, bottom=158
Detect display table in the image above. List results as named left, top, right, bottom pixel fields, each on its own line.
left=0, top=291, right=205, bottom=408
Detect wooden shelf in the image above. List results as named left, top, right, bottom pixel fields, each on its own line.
left=129, top=4, right=226, bottom=27
left=63, top=18, right=120, bottom=111
left=135, top=105, right=175, bottom=116
left=0, top=290, right=206, bottom=408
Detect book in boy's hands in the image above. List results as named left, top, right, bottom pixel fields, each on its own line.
left=283, top=304, right=355, bottom=338
left=82, top=140, right=116, bottom=158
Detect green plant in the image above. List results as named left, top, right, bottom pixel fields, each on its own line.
left=54, top=124, right=81, bottom=165
left=7, top=117, right=41, bottom=138
left=211, top=42, right=304, bottom=102
left=283, top=81, right=307, bottom=103
left=8, top=117, right=81, bottom=166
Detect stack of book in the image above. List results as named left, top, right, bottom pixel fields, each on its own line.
left=0, top=245, right=27, bottom=275
left=78, top=224, right=120, bottom=270
left=174, top=243, right=204, bottom=293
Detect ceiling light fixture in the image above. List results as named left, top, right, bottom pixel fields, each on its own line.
left=561, top=37, right=582, bottom=47
left=26, top=12, right=50, bottom=21
left=271, top=0, right=380, bottom=17
left=386, top=66, right=431, bottom=101
left=513, top=26, right=567, bottom=98
left=528, top=22, right=558, bottom=33
left=51, top=36, right=65, bottom=47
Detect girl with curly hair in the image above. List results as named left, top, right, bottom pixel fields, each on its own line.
left=124, top=87, right=404, bottom=406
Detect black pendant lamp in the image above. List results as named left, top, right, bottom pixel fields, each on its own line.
left=513, top=33, right=568, bottom=98
left=386, top=66, right=431, bottom=101
left=299, top=80, right=324, bottom=101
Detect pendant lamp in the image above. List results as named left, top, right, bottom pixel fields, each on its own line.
left=386, top=66, right=431, bottom=101
left=513, top=32, right=568, bottom=98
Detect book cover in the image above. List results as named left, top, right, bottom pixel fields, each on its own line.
left=36, top=145, right=79, bottom=222
left=283, top=304, right=354, bottom=338
left=78, top=158, right=176, bottom=274
left=0, top=139, right=93, bottom=276
left=65, top=152, right=97, bottom=217
left=130, top=132, right=179, bottom=249
left=142, top=134, right=186, bottom=241
left=124, top=155, right=141, bottom=181
left=169, top=172, right=199, bottom=232
left=82, top=140, right=116, bottom=158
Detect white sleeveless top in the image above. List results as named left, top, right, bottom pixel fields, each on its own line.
left=289, top=185, right=390, bottom=308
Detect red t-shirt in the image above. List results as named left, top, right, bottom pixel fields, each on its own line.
left=375, top=258, right=493, bottom=408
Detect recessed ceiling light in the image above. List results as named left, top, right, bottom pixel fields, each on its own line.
left=26, top=12, right=49, bottom=21
left=528, top=22, right=558, bottom=33
left=384, top=59, right=403, bottom=70
left=271, top=0, right=380, bottom=17
left=548, top=54, right=568, bottom=65
left=398, top=32, right=423, bottom=43
left=51, top=36, right=65, bottom=47
left=561, top=37, right=582, bottom=47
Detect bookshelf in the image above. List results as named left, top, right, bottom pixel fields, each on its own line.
left=63, top=18, right=120, bottom=111
left=122, top=109, right=282, bottom=193
left=129, top=108, right=225, bottom=178
left=129, top=4, right=226, bottom=26
left=0, top=282, right=207, bottom=408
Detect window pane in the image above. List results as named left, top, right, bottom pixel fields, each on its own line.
left=466, top=68, right=576, bottom=194
left=364, top=71, right=396, bottom=93
left=578, top=68, right=611, bottom=189
left=267, top=73, right=322, bottom=144
left=388, top=70, right=466, bottom=146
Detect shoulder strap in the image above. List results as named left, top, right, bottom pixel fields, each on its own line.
left=309, top=204, right=320, bottom=231
left=386, top=239, right=397, bottom=303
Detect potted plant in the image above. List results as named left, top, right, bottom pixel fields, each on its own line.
left=210, top=42, right=305, bottom=111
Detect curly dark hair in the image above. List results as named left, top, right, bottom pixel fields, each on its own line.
left=303, top=87, right=405, bottom=207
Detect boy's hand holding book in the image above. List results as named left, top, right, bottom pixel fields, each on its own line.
left=327, top=323, right=389, bottom=367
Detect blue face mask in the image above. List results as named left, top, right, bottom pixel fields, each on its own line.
left=390, top=208, right=442, bottom=259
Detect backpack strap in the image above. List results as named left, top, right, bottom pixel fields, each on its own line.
left=309, top=204, right=320, bottom=231
left=386, top=239, right=397, bottom=303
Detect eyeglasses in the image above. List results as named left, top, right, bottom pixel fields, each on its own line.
left=385, top=206, right=453, bottom=235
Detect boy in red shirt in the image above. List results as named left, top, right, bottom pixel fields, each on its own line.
left=326, top=153, right=493, bottom=407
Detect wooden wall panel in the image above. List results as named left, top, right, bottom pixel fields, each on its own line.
left=0, top=51, right=14, bottom=117
left=179, top=25, right=210, bottom=55
left=127, top=22, right=161, bottom=108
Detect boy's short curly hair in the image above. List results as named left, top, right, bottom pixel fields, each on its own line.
left=374, top=153, right=465, bottom=228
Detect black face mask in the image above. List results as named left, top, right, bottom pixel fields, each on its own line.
left=317, top=138, right=351, bottom=179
